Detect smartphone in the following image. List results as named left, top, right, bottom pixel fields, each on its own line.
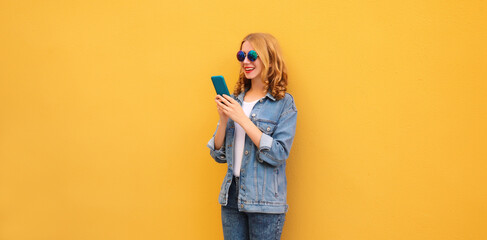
left=211, top=75, right=230, bottom=96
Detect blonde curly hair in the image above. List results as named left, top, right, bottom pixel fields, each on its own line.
left=234, top=33, right=288, bottom=100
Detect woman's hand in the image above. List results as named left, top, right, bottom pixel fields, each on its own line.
left=215, top=95, right=229, bottom=123
left=216, top=94, right=246, bottom=125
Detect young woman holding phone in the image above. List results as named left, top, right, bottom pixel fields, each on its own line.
left=207, top=33, right=297, bottom=240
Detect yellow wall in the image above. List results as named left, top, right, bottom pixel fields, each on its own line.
left=1, top=0, right=486, bottom=239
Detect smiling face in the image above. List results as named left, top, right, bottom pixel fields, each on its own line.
left=240, top=41, right=264, bottom=81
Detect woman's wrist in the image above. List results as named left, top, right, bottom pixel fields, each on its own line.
left=238, top=116, right=252, bottom=130
left=219, top=117, right=229, bottom=125
left=239, top=117, right=263, bottom=147
left=234, top=114, right=248, bottom=126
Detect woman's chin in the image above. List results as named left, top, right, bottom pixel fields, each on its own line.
left=244, top=73, right=258, bottom=80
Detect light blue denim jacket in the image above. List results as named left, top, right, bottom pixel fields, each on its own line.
left=207, top=90, right=297, bottom=214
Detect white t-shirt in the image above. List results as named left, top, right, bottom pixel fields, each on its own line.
left=233, top=98, right=260, bottom=177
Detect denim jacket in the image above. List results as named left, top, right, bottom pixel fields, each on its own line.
left=207, top=90, right=297, bottom=214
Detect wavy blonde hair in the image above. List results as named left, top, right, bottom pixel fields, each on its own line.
left=234, top=33, right=288, bottom=100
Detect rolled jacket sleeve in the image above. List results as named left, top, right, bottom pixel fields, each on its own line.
left=207, top=123, right=227, bottom=163
left=257, top=98, right=298, bottom=167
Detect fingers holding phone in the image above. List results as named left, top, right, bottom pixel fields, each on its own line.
left=216, top=94, right=246, bottom=125
left=215, top=95, right=229, bottom=122
left=212, top=75, right=232, bottom=122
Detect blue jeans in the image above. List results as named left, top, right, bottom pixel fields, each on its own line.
left=221, top=177, right=285, bottom=240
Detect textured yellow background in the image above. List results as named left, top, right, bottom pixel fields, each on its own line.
left=1, top=0, right=486, bottom=239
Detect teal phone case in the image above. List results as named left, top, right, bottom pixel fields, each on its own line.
left=211, top=75, right=230, bottom=96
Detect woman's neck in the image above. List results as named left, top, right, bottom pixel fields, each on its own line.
left=249, top=77, right=265, bottom=93
left=244, top=77, right=267, bottom=102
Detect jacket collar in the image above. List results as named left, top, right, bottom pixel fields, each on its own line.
left=235, top=88, right=276, bottom=102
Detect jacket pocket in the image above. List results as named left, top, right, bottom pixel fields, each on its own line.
left=256, top=119, right=277, bottom=136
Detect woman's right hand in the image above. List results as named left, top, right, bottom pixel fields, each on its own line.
left=213, top=95, right=229, bottom=150
left=215, top=95, right=229, bottom=123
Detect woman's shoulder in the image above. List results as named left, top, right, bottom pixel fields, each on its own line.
left=283, top=92, right=295, bottom=102
left=279, top=92, right=297, bottom=113
left=272, top=92, right=295, bottom=102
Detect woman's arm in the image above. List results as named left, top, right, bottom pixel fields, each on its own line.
left=213, top=119, right=227, bottom=150
left=257, top=104, right=297, bottom=167
left=217, top=94, right=297, bottom=167
left=216, top=94, right=262, bottom=147
left=214, top=95, right=229, bottom=150
left=206, top=96, right=230, bottom=163
left=236, top=117, right=262, bottom=147
left=207, top=123, right=227, bottom=163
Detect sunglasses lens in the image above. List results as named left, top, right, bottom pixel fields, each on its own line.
left=247, top=50, right=258, bottom=61
left=237, top=51, right=246, bottom=62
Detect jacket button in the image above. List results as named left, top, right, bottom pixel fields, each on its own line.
left=219, top=156, right=224, bottom=159
left=259, top=99, right=263, bottom=103
left=244, top=150, right=249, bottom=155
left=251, top=113, right=256, bottom=117
left=266, top=127, right=271, bottom=132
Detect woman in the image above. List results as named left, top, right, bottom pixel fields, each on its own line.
left=207, top=33, right=297, bottom=240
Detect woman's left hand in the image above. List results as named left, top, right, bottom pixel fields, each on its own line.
left=216, top=94, right=247, bottom=125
